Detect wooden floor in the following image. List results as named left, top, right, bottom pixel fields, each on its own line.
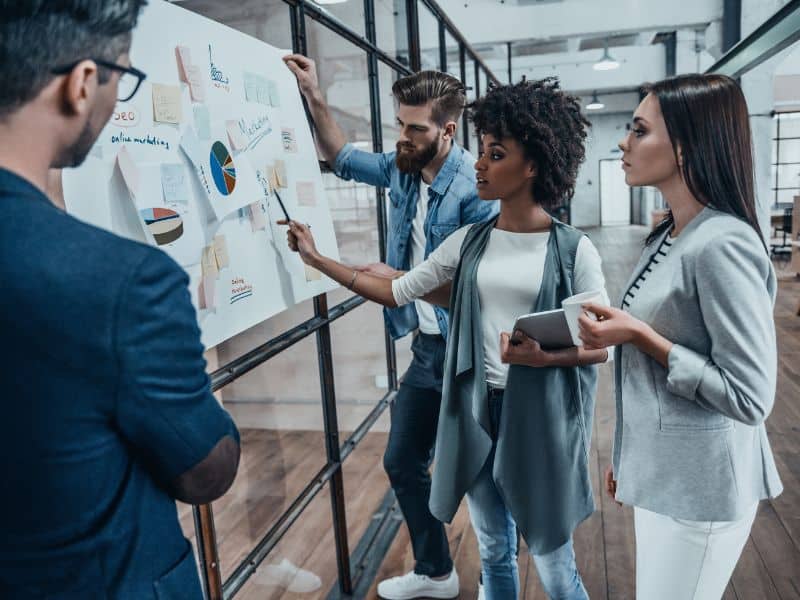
left=178, top=429, right=391, bottom=599
left=368, top=226, right=800, bottom=599
left=180, top=225, right=800, bottom=599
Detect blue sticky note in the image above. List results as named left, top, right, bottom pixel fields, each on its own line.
left=193, top=105, right=211, bottom=140
left=244, top=72, right=258, bottom=103
left=160, top=163, right=190, bottom=205
left=268, top=81, right=280, bottom=107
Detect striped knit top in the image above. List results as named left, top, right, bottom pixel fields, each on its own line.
left=622, top=234, right=674, bottom=311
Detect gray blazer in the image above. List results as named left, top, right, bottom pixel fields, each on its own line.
left=613, top=207, right=783, bottom=521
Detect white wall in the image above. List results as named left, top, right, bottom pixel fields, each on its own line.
left=571, top=112, right=633, bottom=228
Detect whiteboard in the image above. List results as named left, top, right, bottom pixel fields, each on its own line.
left=62, top=0, right=340, bottom=349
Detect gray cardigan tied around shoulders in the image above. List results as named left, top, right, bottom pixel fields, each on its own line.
left=429, top=216, right=597, bottom=555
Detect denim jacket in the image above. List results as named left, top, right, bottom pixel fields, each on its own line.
left=334, top=141, right=498, bottom=340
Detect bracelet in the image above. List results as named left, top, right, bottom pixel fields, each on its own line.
left=346, top=270, right=358, bottom=290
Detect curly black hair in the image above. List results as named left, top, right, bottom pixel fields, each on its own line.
left=469, top=77, right=590, bottom=209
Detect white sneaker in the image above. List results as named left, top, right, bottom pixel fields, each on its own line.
left=377, top=569, right=460, bottom=599
left=255, top=558, right=322, bottom=593
left=477, top=581, right=485, bottom=600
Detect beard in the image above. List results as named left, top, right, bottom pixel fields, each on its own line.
left=54, top=119, right=98, bottom=169
left=395, top=137, right=440, bottom=173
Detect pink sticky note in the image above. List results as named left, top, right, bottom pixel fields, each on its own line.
left=226, top=120, right=249, bottom=151
left=116, top=145, right=139, bottom=196
left=296, top=181, right=316, bottom=207
left=199, top=274, right=216, bottom=310
left=175, top=46, right=192, bottom=82
left=186, top=65, right=206, bottom=102
left=249, top=202, right=267, bottom=232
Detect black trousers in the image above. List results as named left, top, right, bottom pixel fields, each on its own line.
left=383, top=333, right=453, bottom=577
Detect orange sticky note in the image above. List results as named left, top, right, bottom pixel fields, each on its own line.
left=213, top=234, right=230, bottom=269
left=274, top=160, right=288, bottom=188
left=266, top=166, right=279, bottom=192
left=201, top=245, right=219, bottom=277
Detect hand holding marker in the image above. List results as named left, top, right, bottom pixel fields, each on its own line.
left=275, top=188, right=314, bottom=264
left=273, top=189, right=291, bottom=222
left=274, top=188, right=311, bottom=228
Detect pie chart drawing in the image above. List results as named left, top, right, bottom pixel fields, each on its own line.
left=210, top=141, right=236, bottom=196
left=139, top=207, right=184, bottom=245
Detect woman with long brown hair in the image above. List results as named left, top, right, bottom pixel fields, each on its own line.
left=578, top=73, right=783, bottom=599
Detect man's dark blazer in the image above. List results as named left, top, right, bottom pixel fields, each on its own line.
left=0, top=167, right=239, bottom=599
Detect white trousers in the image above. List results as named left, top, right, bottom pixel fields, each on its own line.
left=634, top=502, right=758, bottom=600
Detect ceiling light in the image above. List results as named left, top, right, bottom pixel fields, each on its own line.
left=586, top=92, right=604, bottom=111
left=593, top=39, right=620, bottom=71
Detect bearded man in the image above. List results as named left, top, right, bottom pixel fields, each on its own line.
left=285, top=56, right=497, bottom=599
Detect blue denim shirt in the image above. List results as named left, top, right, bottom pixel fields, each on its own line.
left=334, top=141, right=498, bottom=340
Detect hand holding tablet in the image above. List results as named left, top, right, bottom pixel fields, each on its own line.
left=513, top=290, right=608, bottom=349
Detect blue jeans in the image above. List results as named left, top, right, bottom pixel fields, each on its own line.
left=466, top=390, right=589, bottom=600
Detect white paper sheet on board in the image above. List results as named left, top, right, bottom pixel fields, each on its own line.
left=61, top=0, right=340, bottom=349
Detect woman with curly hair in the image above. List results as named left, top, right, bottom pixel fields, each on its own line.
left=283, top=78, right=608, bottom=599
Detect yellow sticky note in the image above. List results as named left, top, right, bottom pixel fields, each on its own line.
left=266, top=166, right=279, bottom=192
left=213, top=234, right=230, bottom=269
left=201, top=245, right=219, bottom=277
left=152, top=83, right=182, bottom=124
left=274, top=159, right=288, bottom=188
left=304, top=264, right=322, bottom=282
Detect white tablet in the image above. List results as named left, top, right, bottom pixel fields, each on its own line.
left=512, top=308, right=575, bottom=350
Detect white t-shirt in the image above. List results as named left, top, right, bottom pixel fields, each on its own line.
left=409, top=181, right=441, bottom=335
left=392, top=223, right=611, bottom=387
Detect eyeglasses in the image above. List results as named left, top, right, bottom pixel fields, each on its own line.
left=51, top=59, right=147, bottom=102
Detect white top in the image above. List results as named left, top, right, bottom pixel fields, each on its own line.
left=392, top=223, right=611, bottom=387
left=409, top=181, right=440, bottom=335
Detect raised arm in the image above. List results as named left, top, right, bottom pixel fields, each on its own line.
left=283, top=54, right=346, bottom=164
left=283, top=54, right=393, bottom=188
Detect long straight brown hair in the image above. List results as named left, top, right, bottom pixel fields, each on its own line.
left=644, top=74, right=765, bottom=250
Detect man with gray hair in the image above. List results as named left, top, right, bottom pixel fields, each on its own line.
left=285, top=55, right=497, bottom=599
left=0, top=3, right=240, bottom=597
